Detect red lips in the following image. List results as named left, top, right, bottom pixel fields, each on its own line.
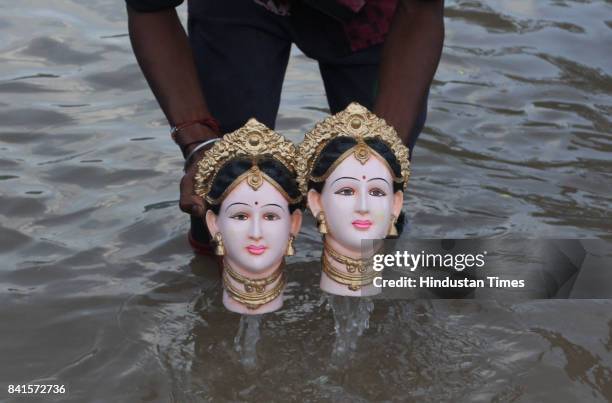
left=246, top=245, right=267, bottom=255
left=352, top=219, right=373, bottom=229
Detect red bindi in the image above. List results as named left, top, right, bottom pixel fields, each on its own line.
left=362, top=175, right=366, bottom=179
left=255, top=201, right=258, bottom=205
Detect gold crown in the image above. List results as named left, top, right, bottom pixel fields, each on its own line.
left=194, top=118, right=301, bottom=204
left=295, top=102, right=411, bottom=195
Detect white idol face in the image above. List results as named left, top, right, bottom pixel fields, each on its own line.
left=309, top=154, right=403, bottom=253
left=206, top=179, right=301, bottom=274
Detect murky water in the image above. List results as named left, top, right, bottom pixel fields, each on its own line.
left=1, top=1, right=611, bottom=401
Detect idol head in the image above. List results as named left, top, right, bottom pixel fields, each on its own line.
left=296, top=103, right=411, bottom=256
left=195, top=119, right=303, bottom=313
left=204, top=157, right=303, bottom=274
left=307, top=137, right=404, bottom=254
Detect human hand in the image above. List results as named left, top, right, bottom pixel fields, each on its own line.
left=176, top=125, right=220, bottom=217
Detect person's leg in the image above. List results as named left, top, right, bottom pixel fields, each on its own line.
left=317, top=47, right=427, bottom=158
left=317, top=48, right=381, bottom=114
left=288, top=3, right=426, bottom=157
left=186, top=0, right=292, bottom=251
left=188, top=0, right=292, bottom=132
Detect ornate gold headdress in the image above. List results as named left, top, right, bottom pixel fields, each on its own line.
left=194, top=118, right=301, bottom=205
left=295, top=102, right=411, bottom=195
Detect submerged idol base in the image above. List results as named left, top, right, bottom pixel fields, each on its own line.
left=320, top=271, right=380, bottom=297
left=222, top=291, right=284, bottom=315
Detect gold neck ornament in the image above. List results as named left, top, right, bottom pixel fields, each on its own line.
left=324, top=242, right=370, bottom=274
left=321, top=250, right=377, bottom=292
left=222, top=260, right=286, bottom=310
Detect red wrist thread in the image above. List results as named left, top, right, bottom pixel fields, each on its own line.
left=170, top=117, right=221, bottom=143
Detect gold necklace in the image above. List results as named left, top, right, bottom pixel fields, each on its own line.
left=223, top=260, right=283, bottom=293
left=321, top=252, right=377, bottom=291
left=324, top=243, right=369, bottom=273
left=223, top=272, right=286, bottom=310
left=222, top=263, right=286, bottom=310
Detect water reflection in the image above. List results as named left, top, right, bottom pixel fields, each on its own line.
left=234, top=315, right=263, bottom=370
left=325, top=295, right=374, bottom=366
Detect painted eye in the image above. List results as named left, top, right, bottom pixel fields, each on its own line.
left=263, top=213, right=280, bottom=221
left=230, top=213, right=249, bottom=221
left=369, top=188, right=387, bottom=197
left=335, top=187, right=355, bottom=196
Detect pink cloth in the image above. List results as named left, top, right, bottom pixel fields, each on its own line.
left=254, top=0, right=398, bottom=52
left=336, top=0, right=367, bottom=13
left=342, top=0, right=398, bottom=51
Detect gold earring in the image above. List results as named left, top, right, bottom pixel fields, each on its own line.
left=316, top=212, right=328, bottom=235
left=387, top=215, right=399, bottom=237
left=286, top=235, right=295, bottom=256
left=213, top=232, right=225, bottom=256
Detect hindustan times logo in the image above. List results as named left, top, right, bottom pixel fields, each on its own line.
left=372, top=250, right=488, bottom=272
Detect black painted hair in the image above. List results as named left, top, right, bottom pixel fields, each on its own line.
left=207, top=156, right=303, bottom=214
left=308, top=136, right=406, bottom=237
